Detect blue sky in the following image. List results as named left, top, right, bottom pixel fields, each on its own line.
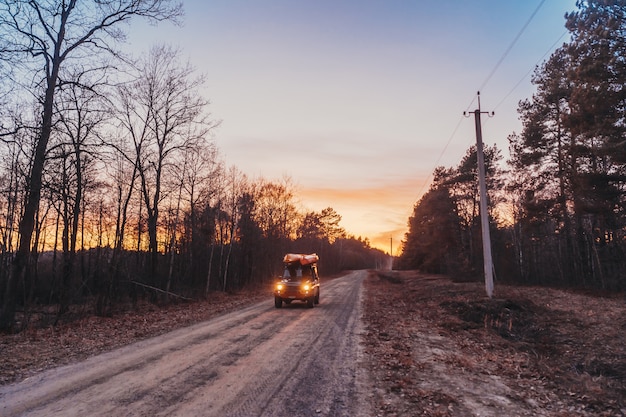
left=125, top=0, right=577, bottom=252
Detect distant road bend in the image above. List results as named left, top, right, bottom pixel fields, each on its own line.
left=0, top=271, right=370, bottom=417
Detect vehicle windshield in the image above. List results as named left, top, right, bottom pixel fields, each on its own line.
left=282, top=264, right=313, bottom=280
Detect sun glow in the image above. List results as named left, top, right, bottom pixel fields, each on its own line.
left=298, top=176, right=429, bottom=254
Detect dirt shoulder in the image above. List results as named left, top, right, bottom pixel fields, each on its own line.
left=0, top=290, right=269, bottom=386
left=363, top=270, right=626, bottom=416
left=1, top=270, right=625, bottom=416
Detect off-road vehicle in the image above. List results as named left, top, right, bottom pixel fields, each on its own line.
left=274, top=253, right=320, bottom=308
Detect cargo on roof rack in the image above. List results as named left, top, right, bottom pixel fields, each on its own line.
left=282, top=253, right=319, bottom=265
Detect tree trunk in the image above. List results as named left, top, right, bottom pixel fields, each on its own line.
left=206, top=243, right=215, bottom=296
left=0, top=54, right=60, bottom=331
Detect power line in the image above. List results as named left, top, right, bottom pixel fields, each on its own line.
left=412, top=91, right=481, bottom=201
left=492, top=30, right=569, bottom=113
left=439, top=1, right=548, bottom=163
left=412, top=1, right=559, bottom=205
left=413, top=115, right=466, bottom=201
left=478, top=0, right=547, bottom=92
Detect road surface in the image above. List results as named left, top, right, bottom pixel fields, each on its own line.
left=0, top=271, right=371, bottom=417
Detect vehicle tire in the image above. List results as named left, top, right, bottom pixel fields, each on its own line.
left=314, top=289, right=320, bottom=304
left=306, top=296, right=314, bottom=308
left=274, top=297, right=283, bottom=308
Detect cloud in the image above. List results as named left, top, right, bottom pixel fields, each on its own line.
left=298, top=176, right=429, bottom=252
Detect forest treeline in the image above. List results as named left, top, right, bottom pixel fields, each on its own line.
left=0, top=1, right=384, bottom=332
left=399, top=2, right=626, bottom=291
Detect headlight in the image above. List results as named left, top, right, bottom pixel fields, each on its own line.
left=276, top=283, right=284, bottom=291
left=302, top=284, right=310, bottom=291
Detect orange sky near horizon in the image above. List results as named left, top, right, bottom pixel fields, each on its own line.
left=299, top=175, right=430, bottom=254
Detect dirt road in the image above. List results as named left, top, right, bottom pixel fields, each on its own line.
left=0, top=271, right=370, bottom=417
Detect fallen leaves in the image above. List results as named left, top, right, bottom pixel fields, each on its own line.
left=0, top=290, right=268, bottom=386
left=362, top=270, right=626, bottom=417
left=1, top=271, right=625, bottom=417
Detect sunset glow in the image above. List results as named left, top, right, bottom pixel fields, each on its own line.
left=298, top=176, right=430, bottom=253
left=123, top=0, right=577, bottom=255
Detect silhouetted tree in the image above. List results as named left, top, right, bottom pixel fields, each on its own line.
left=0, top=0, right=182, bottom=331
left=398, top=185, right=463, bottom=274
left=505, top=0, right=626, bottom=288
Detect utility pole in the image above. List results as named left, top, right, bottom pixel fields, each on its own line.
left=464, top=92, right=494, bottom=298
left=389, top=237, right=393, bottom=271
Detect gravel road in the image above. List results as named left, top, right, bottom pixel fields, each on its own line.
left=0, top=271, right=371, bottom=417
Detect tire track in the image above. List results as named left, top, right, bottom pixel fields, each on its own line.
left=0, top=272, right=371, bottom=417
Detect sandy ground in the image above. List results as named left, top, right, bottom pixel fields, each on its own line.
left=0, top=271, right=369, bottom=417
left=1, top=270, right=625, bottom=416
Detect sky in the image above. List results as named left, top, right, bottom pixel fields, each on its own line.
left=124, top=0, right=578, bottom=253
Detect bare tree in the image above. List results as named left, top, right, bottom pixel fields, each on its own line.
left=253, top=178, right=299, bottom=277
left=115, top=45, right=217, bottom=292
left=220, top=166, right=249, bottom=291
left=46, top=78, right=104, bottom=315
left=161, top=142, right=220, bottom=295
left=182, top=143, right=220, bottom=288
left=0, top=126, right=26, bottom=300
left=0, top=0, right=183, bottom=331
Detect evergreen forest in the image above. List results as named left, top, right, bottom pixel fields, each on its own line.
left=399, top=2, right=626, bottom=292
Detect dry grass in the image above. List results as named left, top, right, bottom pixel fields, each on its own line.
left=2, top=271, right=625, bottom=417
left=362, top=270, right=626, bottom=416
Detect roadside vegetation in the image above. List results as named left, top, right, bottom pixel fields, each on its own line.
left=0, top=0, right=383, bottom=333
left=398, top=2, right=626, bottom=293
left=1, top=1, right=624, bottom=335
left=365, top=271, right=626, bottom=416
